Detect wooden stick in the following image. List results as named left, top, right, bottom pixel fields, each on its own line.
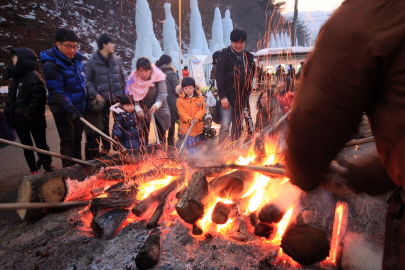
left=344, top=136, right=374, bottom=147
left=178, top=122, right=195, bottom=156
left=151, top=113, right=160, bottom=145
left=0, top=138, right=94, bottom=167
left=262, top=110, right=291, bottom=137
left=80, top=117, right=128, bottom=151
left=0, top=201, right=90, bottom=210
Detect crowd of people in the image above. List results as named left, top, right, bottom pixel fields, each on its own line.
left=1, top=27, right=294, bottom=176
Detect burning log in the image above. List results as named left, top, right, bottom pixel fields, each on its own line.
left=91, top=208, right=129, bottom=240
left=135, top=228, right=161, bottom=270
left=16, top=165, right=92, bottom=222
left=248, top=211, right=277, bottom=239
left=211, top=195, right=252, bottom=224
left=210, top=170, right=255, bottom=201
left=146, top=182, right=179, bottom=228
left=175, top=172, right=211, bottom=224
left=281, top=187, right=337, bottom=266
left=258, top=203, right=285, bottom=224
left=254, top=222, right=277, bottom=239
left=132, top=176, right=185, bottom=217
left=90, top=183, right=139, bottom=215
left=192, top=223, right=203, bottom=235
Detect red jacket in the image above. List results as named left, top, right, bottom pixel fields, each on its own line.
left=182, top=70, right=189, bottom=78
left=276, top=91, right=294, bottom=114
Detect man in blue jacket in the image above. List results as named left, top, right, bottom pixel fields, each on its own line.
left=40, top=28, right=87, bottom=167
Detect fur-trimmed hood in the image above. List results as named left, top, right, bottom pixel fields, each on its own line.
left=175, top=83, right=201, bottom=95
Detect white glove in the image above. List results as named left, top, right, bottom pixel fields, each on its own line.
left=110, top=103, right=125, bottom=114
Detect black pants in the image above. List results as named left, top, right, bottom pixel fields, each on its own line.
left=53, top=112, right=84, bottom=167
left=15, top=127, right=52, bottom=172
left=85, top=132, right=101, bottom=160
left=168, top=122, right=176, bottom=147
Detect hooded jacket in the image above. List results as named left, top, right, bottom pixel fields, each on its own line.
left=176, top=85, right=206, bottom=137
left=4, top=48, right=47, bottom=129
left=159, top=64, right=179, bottom=123
left=112, top=109, right=140, bottom=149
left=40, top=46, right=87, bottom=114
left=85, top=51, right=126, bottom=103
left=215, top=46, right=255, bottom=111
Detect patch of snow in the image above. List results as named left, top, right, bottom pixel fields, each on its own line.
left=19, top=11, right=36, bottom=20
left=0, top=86, right=8, bottom=94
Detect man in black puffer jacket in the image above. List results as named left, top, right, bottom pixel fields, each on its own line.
left=4, top=48, right=53, bottom=174
left=216, top=28, right=255, bottom=145
left=85, top=34, right=126, bottom=155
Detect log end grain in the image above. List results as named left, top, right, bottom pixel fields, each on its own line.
left=281, top=224, right=330, bottom=266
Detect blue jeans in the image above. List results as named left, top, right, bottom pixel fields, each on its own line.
left=218, top=105, right=243, bottom=144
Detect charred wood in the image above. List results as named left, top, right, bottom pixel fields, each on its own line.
left=258, top=203, right=285, bottom=224
left=210, top=170, right=255, bottom=201
left=211, top=195, right=252, bottom=224
left=146, top=182, right=179, bottom=228
left=175, top=172, right=210, bottom=224
left=254, top=222, right=276, bottom=240
left=192, top=223, right=203, bottom=235
left=281, top=187, right=337, bottom=266
left=281, top=224, right=330, bottom=266
left=135, top=228, right=161, bottom=270
left=132, top=176, right=185, bottom=217
left=91, top=208, right=129, bottom=240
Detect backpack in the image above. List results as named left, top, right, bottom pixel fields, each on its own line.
left=205, top=90, right=221, bottom=124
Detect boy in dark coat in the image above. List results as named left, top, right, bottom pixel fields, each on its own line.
left=112, top=95, right=140, bottom=150
left=4, top=48, right=53, bottom=174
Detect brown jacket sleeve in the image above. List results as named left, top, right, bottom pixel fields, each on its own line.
left=284, top=0, right=405, bottom=191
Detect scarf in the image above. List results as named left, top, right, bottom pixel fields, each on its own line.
left=126, top=65, right=166, bottom=101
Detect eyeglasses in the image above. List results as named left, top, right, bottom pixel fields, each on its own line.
left=260, top=97, right=269, bottom=100
left=61, top=43, right=79, bottom=50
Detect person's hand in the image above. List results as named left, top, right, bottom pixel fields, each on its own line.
left=68, top=107, right=82, bottom=120
left=321, top=162, right=352, bottom=195
left=137, top=110, right=145, bottom=119
left=149, top=105, right=158, bottom=114
left=190, top=118, right=198, bottom=125
left=254, top=132, right=261, bottom=139
left=221, top=98, right=230, bottom=110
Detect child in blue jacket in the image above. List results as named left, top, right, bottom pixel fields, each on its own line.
left=111, top=95, right=141, bottom=150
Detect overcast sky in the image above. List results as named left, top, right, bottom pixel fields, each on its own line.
left=280, top=0, right=344, bottom=14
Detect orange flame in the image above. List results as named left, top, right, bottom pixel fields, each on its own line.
left=328, top=202, right=348, bottom=264
left=136, top=176, right=174, bottom=200
left=271, top=206, right=294, bottom=245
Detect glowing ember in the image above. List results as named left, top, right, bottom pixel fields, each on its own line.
left=328, top=202, right=348, bottom=264
left=136, top=176, right=174, bottom=200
